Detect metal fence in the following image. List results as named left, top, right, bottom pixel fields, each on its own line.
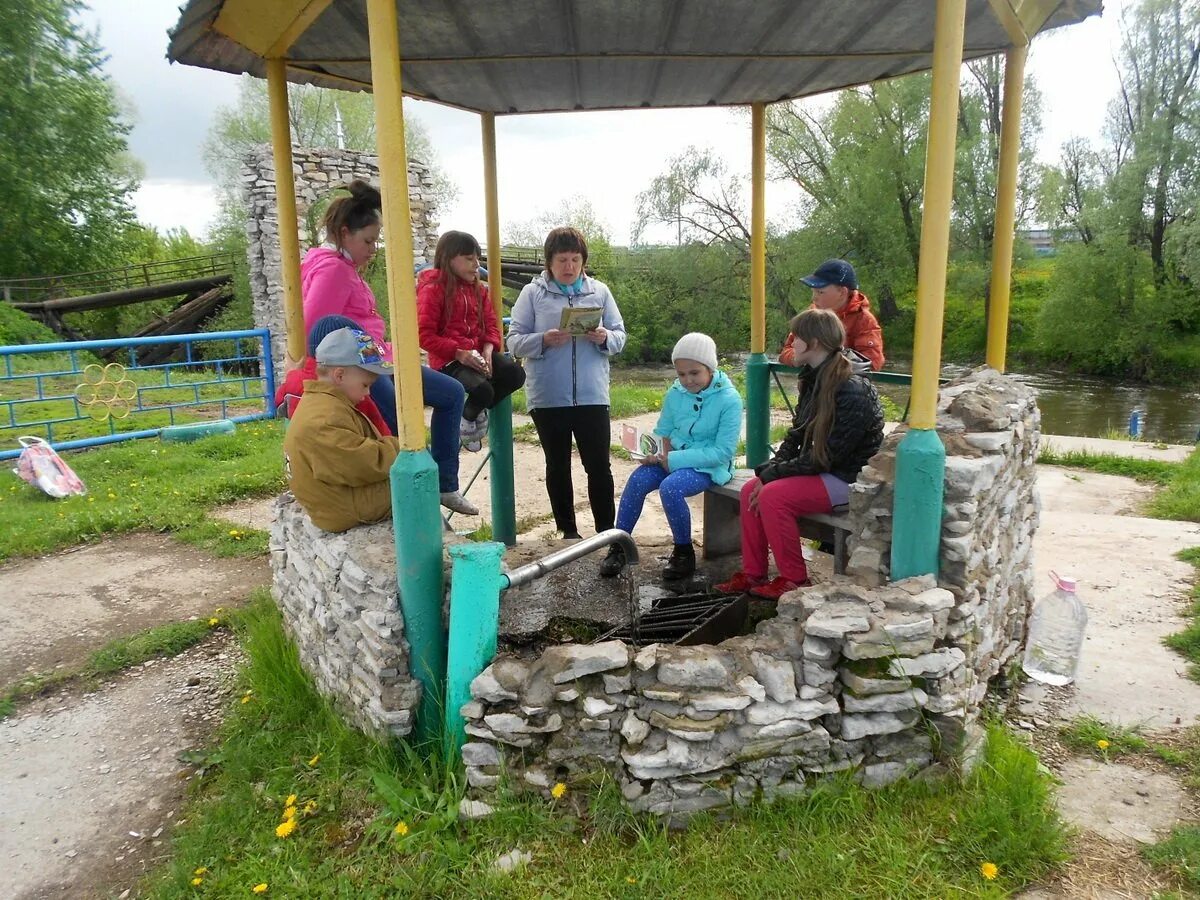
left=0, top=329, right=276, bottom=460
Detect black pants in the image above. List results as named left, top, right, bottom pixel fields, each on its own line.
left=441, top=354, right=526, bottom=421
left=529, top=404, right=615, bottom=535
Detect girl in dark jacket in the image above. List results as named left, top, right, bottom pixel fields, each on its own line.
left=717, top=309, right=884, bottom=600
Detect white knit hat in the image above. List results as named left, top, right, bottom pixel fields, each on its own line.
left=671, top=332, right=718, bottom=373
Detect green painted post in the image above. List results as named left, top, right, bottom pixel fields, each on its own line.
left=443, top=541, right=505, bottom=756
left=890, top=428, right=946, bottom=580
left=489, top=389, right=516, bottom=546
left=745, top=352, right=771, bottom=468
left=390, top=449, right=446, bottom=745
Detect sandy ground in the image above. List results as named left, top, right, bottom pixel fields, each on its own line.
left=0, top=535, right=267, bottom=686
left=1, top=431, right=1197, bottom=898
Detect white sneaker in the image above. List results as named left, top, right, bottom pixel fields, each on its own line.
left=440, top=491, right=479, bottom=516
left=463, top=438, right=483, bottom=453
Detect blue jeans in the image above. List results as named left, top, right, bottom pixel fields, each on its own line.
left=368, top=368, right=465, bottom=493
left=616, top=465, right=713, bottom=545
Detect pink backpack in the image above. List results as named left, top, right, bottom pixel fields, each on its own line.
left=13, top=436, right=87, bottom=498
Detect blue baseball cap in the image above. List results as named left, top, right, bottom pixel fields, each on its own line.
left=801, top=259, right=857, bottom=290
left=315, top=327, right=393, bottom=375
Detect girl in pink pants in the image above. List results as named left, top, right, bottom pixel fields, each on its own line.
left=718, top=308, right=884, bottom=600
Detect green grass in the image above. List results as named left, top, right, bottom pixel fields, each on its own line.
left=143, top=597, right=1068, bottom=898
left=0, top=420, right=285, bottom=562
left=1163, top=547, right=1200, bottom=682
left=1144, top=827, right=1200, bottom=891
left=510, top=383, right=664, bottom=420
left=1, top=609, right=244, bottom=718
left=1057, top=715, right=1150, bottom=756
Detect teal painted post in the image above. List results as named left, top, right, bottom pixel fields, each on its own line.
left=890, top=428, right=946, bottom=580
left=745, top=352, right=770, bottom=468
left=390, top=449, right=447, bottom=745
left=489, top=390, right=516, bottom=546
left=444, top=541, right=505, bottom=756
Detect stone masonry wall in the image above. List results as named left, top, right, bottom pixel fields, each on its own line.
left=241, top=146, right=440, bottom=371
left=458, top=370, right=1040, bottom=816
left=269, top=493, right=419, bottom=739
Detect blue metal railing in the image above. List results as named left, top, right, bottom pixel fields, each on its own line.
left=0, top=329, right=276, bottom=460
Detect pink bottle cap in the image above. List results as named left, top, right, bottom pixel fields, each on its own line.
left=1050, top=571, right=1077, bottom=592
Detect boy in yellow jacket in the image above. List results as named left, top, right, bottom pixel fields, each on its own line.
left=283, top=326, right=399, bottom=532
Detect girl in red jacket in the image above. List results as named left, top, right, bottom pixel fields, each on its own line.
left=417, top=231, right=526, bottom=443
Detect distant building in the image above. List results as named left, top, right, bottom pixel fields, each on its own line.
left=1019, top=228, right=1056, bottom=257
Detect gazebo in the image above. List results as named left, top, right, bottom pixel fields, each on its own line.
left=168, top=0, right=1102, bottom=745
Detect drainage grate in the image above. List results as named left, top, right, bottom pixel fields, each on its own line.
left=595, top=592, right=748, bottom=648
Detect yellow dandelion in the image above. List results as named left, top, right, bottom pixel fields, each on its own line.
left=1097, top=739, right=1110, bottom=751
left=275, top=818, right=296, bottom=838
left=394, top=820, right=409, bottom=836
left=229, top=529, right=240, bottom=537
left=551, top=782, right=567, bottom=799
left=252, top=884, right=268, bottom=894
left=88, top=497, right=95, bottom=502
left=286, top=794, right=297, bottom=807
left=980, top=862, right=998, bottom=880
left=302, top=800, right=317, bottom=815
left=208, top=617, right=219, bottom=626
left=107, top=492, right=116, bottom=499
left=193, top=867, right=208, bottom=876
left=241, top=694, right=252, bottom=704
left=283, top=805, right=297, bottom=820
left=307, top=753, right=321, bottom=767
left=191, top=877, right=203, bottom=886
left=626, top=877, right=637, bottom=884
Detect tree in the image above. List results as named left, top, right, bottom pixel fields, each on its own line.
left=1038, top=138, right=1104, bottom=245
left=1106, top=0, right=1200, bottom=285
left=0, top=0, right=139, bottom=279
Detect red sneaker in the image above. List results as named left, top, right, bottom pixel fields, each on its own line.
left=715, top=571, right=767, bottom=594
left=748, top=576, right=812, bottom=600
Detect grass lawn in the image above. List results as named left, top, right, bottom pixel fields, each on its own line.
left=0, top=420, right=286, bottom=562
left=144, top=596, right=1066, bottom=899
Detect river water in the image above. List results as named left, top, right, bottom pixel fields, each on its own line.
left=614, top=363, right=1200, bottom=445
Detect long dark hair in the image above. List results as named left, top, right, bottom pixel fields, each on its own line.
left=790, top=308, right=851, bottom=470
left=321, top=180, right=381, bottom=249
left=432, top=230, right=485, bottom=332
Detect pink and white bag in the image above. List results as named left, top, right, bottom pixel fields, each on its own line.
left=12, top=436, right=87, bottom=498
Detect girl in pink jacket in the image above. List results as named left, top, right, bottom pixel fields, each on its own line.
left=300, top=181, right=476, bottom=516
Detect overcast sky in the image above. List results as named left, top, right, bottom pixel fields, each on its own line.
left=80, top=1, right=1127, bottom=245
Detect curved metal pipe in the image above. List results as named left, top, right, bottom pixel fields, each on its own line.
left=501, top=528, right=639, bottom=590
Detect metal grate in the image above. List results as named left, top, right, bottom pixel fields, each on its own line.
left=596, top=592, right=748, bottom=648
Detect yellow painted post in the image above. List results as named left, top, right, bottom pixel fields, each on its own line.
left=891, top=0, right=966, bottom=581
left=482, top=112, right=516, bottom=545
left=365, top=0, right=423, bottom=449
left=908, top=0, right=967, bottom=429
left=985, top=45, right=1028, bottom=372
left=266, top=57, right=305, bottom=365
left=745, top=102, right=770, bottom=466
left=365, top=0, right=445, bottom=747
left=482, top=113, right=504, bottom=346
left=750, top=103, right=767, bottom=357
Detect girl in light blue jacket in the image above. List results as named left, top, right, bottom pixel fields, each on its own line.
left=601, top=333, right=743, bottom=580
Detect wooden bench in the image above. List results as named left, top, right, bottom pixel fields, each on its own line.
left=702, top=469, right=852, bottom=574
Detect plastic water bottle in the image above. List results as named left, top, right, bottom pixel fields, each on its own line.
left=1023, top=572, right=1088, bottom=686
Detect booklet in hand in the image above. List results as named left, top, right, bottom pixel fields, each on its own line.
left=621, top=424, right=663, bottom=459
left=559, top=306, right=603, bottom=335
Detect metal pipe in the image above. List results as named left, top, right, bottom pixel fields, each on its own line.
left=501, top=529, right=640, bottom=590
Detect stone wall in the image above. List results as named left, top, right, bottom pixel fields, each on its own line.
left=269, top=494, right=420, bottom=739
left=459, top=370, right=1040, bottom=816
left=240, top=146, right=440, bottom=370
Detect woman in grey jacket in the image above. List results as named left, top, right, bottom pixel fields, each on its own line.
left=508, top=227, right=627, bottom=538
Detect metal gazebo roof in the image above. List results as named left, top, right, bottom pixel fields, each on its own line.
left=167, top=0, right=1102, bottom=113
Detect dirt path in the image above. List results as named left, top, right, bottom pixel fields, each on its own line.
left=0, top=535, right=267, bottom=686
left=0, top=634, right=241, bottom=900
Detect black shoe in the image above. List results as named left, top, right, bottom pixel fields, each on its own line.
left=662, top=542, right=696, bottom=580
left=599, top=544, right=627, bottom=577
